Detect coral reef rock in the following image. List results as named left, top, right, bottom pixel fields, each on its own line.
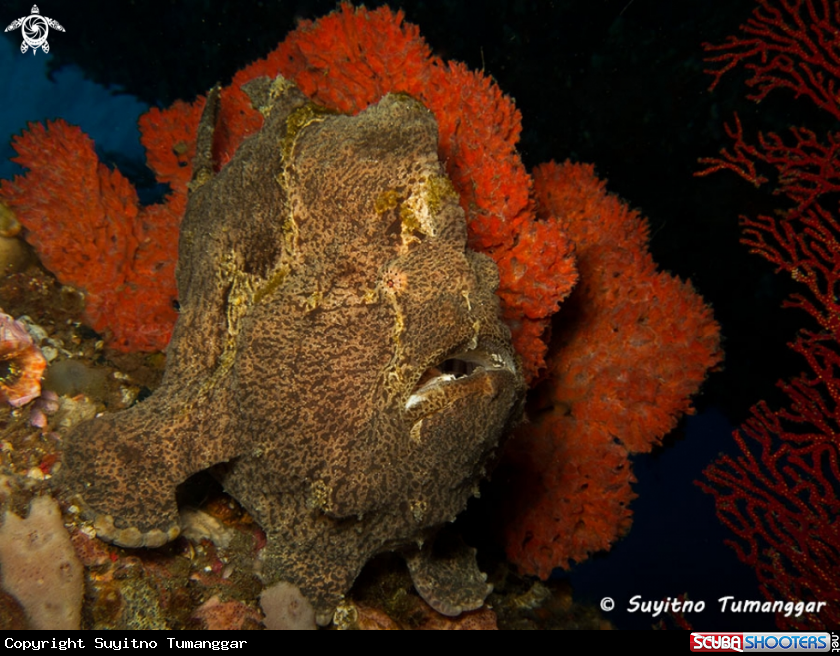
left=58, top=77, right=525, bottom=625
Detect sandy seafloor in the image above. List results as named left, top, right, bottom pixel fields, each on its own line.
left=0, top=0, right=824, bottom=630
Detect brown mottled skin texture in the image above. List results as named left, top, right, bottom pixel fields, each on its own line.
left=57, top=77, right=525, bottom=624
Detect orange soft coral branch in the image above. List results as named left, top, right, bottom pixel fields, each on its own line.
left=274, top=3, right=434, bottom=114
left=1, top=120, right=137, bottom=289
left=212, top=3, right=435, bottom=169
left=532, top=162, right=720, bottom=451
left=0, top=119, right=179, bottom=351
left=494, top=216, right=577, bottom=379
left=425, top=60, right=531, bottom=252
left=500, top=161, right=722, bottom=577
left=139, top=97, right=206, bottom=192
left=502, top=412, right=637, bottom=577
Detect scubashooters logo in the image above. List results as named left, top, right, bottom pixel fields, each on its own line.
left=4, top=5, right=64, bottom=54
left=690, top=632, right=832, bottom=652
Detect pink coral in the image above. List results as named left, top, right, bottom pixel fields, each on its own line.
left=0, top=311, right=46, bottom=407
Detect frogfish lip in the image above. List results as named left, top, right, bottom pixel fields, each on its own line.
left=404, top=343, right=519, bottom=418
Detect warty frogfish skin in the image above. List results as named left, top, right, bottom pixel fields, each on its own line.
left=57, top=75, right=526, bottom=625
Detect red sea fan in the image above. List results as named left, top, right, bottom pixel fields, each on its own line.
left=697, top=0, right=840, bottom=629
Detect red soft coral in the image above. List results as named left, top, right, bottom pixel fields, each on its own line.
left=139, top=97, right=206, bottom=193
left=0, top=120, right=179, bottom=351
left=500, top=161, right=722, bottom=577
